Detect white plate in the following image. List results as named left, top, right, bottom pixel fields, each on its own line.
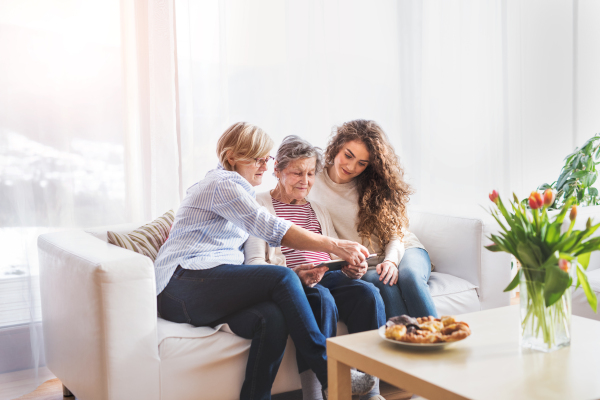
left=378, top=326, right=467, bottom=349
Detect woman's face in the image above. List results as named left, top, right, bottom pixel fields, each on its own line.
left=329, top=140, right=370, bottom=184
left=229, top=154, right=270, bottom=187
left=275, top=157, right=317, bottom=201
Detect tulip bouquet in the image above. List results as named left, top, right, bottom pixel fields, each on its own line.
left=486, top=189, right=598, bottom=351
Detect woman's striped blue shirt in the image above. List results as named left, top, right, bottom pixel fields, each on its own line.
left=154, top=164, right=292, bottom=295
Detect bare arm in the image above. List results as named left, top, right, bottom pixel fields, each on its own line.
left=281, top=224, right=369, bottom=265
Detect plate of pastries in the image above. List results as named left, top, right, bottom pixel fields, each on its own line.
left=379, top=315, right=471, bottom=348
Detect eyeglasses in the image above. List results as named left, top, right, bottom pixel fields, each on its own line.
left=254, top=156, right=274, bottom=167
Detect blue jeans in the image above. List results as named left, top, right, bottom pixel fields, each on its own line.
left=157, top=264, right=328, bottom=400
left=296, top=270, right=386, bottom=373
left=362, top=248, right=438, bottom=319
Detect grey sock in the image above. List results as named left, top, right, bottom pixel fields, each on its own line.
left=358, top=377, right=380, bottom=400
left=300, top=370, right=323, bottom=400
left=320, top=370, right=377, bottom=399
left=350, top=370, right=377, bottom=396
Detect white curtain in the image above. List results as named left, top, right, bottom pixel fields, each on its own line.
left=0, top=0, right=179, bottom=398
left=175, top=0, right=507, bottom=206
left=176, top=0, right=407, bottom=191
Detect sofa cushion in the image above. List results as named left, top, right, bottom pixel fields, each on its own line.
left=107, top=210, right=175, bottom=261
left=85, top=222, right=149, bottom=242
left=428, top=272, right=480, bottom=315
left=156, top=318, right=301, bottom=400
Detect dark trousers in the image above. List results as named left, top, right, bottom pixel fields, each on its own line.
left=157, top=264, right=328, bottom=400
left=296, top=270, right=386, bottom=373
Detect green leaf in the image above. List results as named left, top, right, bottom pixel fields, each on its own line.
left=503, top=269, right=521, bottom=292
left=485, top=244, right=504, bottom=252
left=556, top=171, right=571, bottom=190
left=586, top=174, right=598, bottom=187
left=575, top=236, right=600, bottom=255
left=579, top=221, right=600, bottom=242
left=517, top=242, right=540, bottom=267
left=546, top=223, right=562, bottom=244
left=572, top=171, right=589, bottom=179
left=544, top=265, right=571, bottom=307
left=540, top=251, right=560, bottom=269
left=576, top=265, right=598, bottom=313
left=589, top=187, right=599, bottom=197
left=578, top=189, right=585, bottom=203
left=578, top=252, right=591, bottom=270
left=558, top=252, right=575, bottom=261
left=530, top=243, right=543, bottom=264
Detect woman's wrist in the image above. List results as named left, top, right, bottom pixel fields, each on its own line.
left=327, top=237, right=340, bottom=255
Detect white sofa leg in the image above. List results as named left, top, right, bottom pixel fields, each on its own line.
left=62, top=384, right=74, bottom=397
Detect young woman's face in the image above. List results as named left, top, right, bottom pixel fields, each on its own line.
left=229, top=154, right=270, bottom=187
left=329, top=140, right=370, bottom=184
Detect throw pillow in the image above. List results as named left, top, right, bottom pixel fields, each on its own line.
left=107, top=210, right=175, bottom=261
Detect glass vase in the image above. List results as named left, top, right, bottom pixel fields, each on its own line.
left=519, top=270, right=572, bottom=352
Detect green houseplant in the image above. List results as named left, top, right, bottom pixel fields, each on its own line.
left=534, top=133, right=600, bottom=209
left=486, top=189, right=598, bottom=351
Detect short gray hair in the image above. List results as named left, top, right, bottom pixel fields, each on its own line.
left=274, top=135, right=324, bottom=175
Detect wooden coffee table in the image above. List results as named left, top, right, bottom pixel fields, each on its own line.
left=326, top=306, right=600, bottom=400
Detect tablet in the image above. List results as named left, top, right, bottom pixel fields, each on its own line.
left=317, top=254, right=378, bottom=271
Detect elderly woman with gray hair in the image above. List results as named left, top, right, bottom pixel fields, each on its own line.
left=244, top=136, right=387, bottom=400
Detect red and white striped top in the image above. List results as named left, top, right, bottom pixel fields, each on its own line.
left=271, top=198, right=331, bottom=268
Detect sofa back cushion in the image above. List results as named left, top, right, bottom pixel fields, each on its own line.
left=107, top=210, right=175, bottom=261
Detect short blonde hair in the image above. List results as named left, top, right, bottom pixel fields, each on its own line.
left=217, top=122, right=274, bottom=171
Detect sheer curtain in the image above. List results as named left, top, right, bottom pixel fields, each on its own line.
left=175, top=0, right=507, bottom=205
left=0, top=0, right=179, bottom=398
left=176, top=0, right=406, bottom=191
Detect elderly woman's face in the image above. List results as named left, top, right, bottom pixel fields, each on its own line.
left=275, top=157, right=317, bottom=200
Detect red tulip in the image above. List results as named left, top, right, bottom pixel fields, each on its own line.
left=543, top=189, right=556, bottom=207
left=559, top=259, right=570, bottom=273
left=570, top=205, right=578, bottom=221
left=528, top=191, right=543, bottom=209
left=489, top=190, right=499, bottom=204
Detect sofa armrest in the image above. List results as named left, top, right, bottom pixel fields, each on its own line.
left=38, top=230, right=160, bottom=400
left=408, top=206, right=512, bottom=310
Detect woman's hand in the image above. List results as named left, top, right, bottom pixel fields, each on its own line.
left=376, top=261, right=398, bottom=285
left=331, top=239, right=370, bottom=266
left=342, top=261, right=368, bottom=279
left=293, top=263, right=328, bottom=287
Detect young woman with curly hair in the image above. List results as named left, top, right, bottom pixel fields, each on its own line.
left=307, top=119, right=438, bottom=320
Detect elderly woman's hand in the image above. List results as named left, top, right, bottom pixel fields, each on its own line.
left=293, top=264, right=328, bottom=287
left=376, top=261, right=398, bottom=285
left=342, top=261, right=368, bottom=279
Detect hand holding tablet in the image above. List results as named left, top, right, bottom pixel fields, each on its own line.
left=317, top=254, right=378, bottom=271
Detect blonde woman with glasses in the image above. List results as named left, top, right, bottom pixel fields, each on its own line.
left=154, top=122, right=376, bottom=400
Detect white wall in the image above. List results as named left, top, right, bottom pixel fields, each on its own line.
left=507, top=0, right=574, bottom=199
left=576, top=0, right=600, bottom=146
left=506, top=0, right=600, bottom=201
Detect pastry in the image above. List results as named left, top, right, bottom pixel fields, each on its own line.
left=384, top=314, right=471, bottom=344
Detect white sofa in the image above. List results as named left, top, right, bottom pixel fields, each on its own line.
left=37, top=207, right=511, bottom=400
left=568, top=205, right=600, bottom=321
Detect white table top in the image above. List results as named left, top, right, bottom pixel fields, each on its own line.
left=326, top=306, right=600, bottom=400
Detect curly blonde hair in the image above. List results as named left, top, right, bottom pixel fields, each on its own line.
left=325, top=120, right=413, bottom=253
